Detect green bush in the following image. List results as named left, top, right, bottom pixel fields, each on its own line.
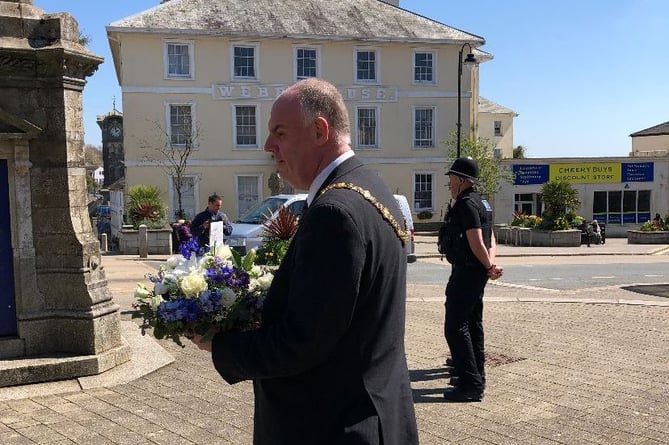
left=126, top=185, right=167, bottom=229
left=640, top=215, right=669, bottom=231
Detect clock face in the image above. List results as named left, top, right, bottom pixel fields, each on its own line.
left=109, top=125, right=122, bottom=138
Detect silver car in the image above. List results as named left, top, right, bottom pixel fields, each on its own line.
left=226, top=193, right=416, bottom=263
left=225, top=194, right=307, bottom=254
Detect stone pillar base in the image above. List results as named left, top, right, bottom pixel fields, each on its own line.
left=0, top=339, right=130, bottom=388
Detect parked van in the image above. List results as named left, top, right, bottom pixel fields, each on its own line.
left=393, top=194, right=417, bottom=263
left=227, top=193, right=416, bottom=263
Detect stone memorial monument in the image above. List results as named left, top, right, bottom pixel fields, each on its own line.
left=0, top=0, right=129, bottom=386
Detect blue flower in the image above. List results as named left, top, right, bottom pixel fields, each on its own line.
left=179, top=238, right=209, bottom=259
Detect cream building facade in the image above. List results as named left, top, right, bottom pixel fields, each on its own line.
left=495, top=157, right=668, bottom=237
left=629, top=121, right=669, bottom=157
left=106, top=0, right=493, bottom=222
left=478, top=97, right=518, bottom=160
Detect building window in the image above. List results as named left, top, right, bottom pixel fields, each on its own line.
left=413, top=107, right=435, bottom=148
left=514, top=193, right=538, bottom=216
left=168, top=104, right=194, bottom=147
left=413, top=173, right=434, bottom=211
left=494, top=120, right=502, bottom=136
left=232, top=45, right=257, bottom=80
left=355, top=49, right=377, bottom=82
left=236, top=175, right=261, bottom=218
left=593, top=190, right=651, bottom=224
left=295, top=47, right=319, bottom=79
left=413, top=50, right=435, bottom=84
left=165, top=41, right=193, bottom=79
left=356, top=107, right=378, bottom=148
left=233, top=105, right=258, bottom=148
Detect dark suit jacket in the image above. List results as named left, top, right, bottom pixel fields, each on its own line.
left=211, top=157, right=418, bottom=445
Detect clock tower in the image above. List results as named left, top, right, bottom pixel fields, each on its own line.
left=97, top=108, right=124, bottom=187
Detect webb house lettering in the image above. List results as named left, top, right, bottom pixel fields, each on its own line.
left=213, top=84, right=398, bottom=102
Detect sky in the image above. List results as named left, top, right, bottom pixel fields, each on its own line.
left=36, top=0, right=669, bottom=158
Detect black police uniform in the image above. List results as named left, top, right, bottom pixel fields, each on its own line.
left=442, top=186, right=493, bottom=393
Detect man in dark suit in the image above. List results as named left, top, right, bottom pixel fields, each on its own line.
left=192, top=78, right=418, bottom=444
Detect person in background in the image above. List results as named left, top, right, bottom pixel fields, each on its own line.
left=653, top=213, right=664, bottom=228
left=191, top=78, right=419, bottom=444
left=190, top=194, right=232, bottom=247
left=441, top=156, right=503, bottom=402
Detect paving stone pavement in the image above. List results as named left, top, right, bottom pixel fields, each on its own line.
left=1, top=239, right=669, bottom=444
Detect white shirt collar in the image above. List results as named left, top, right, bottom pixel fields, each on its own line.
left=306, top=150, right=355, bottom=206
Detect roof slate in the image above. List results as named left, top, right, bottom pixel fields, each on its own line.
left=478, top=97, right=517, bottom=116
left=630, top=121, right=669, bottom=137
left=108, top=0, right=484, bottom=45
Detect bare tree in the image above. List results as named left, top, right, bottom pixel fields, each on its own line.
left=140, top=106, right=197, bottom=220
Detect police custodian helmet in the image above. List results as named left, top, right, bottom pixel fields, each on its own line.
left=446, top=157, right=479, bottom=183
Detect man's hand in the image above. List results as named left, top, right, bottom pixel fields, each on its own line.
left=487, top=265, right=503, bottom=280
left=189, top=334, right=212, bottom=352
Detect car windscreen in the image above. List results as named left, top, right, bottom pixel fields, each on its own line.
left=237, top=197, right=288, bottom=224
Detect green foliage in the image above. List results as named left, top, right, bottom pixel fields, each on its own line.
left=511, top=211, right=542, bottom=228
left=127, top=185, right=167, bottom=229
left=442, top=132, right=513, bottom=202
left=640, top=216, right=669, bottom=231
left=538, top=181, right=581, bottom=230
left=255, top=206, right=299, bottom=266
left=255, top=238, right=291, bottom=266
left=417, top=210, right=433, bottom=220
left=513, top=145, right=526, bottom=159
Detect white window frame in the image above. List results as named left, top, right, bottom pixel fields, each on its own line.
left=494, top=120, right=502, bottom=137
left=412, top=49, right=436, bottom=85
left=412, top=106, right=437, bottom=149
left=232, top=103, right=260, bottom=149
left=231, top=43, right=259, bottom=81
left=413, top=172, right=435, bottom=212
left=293, top=45, right=321, bottom=80
left=235, top=174, right=263, bottom=218
left=354, top=48, right=379, bottom=84
left=355, top=106, right=380, bottom=149
left=164, top=40, right=194, bottom=80
left=165, top=102, right=197, bottom=148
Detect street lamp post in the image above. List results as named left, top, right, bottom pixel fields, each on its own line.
left=456, top=43, right=477, bottom=158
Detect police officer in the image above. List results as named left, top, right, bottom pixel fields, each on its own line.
left=441, top=157, right=503, bottom=402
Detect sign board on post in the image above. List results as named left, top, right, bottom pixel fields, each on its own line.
left=209, top=221, right=225, bottom=251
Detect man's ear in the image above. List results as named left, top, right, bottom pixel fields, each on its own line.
left=313, top=116, right=329, bottom=145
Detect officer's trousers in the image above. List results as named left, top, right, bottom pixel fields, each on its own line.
left=444, top=264, right=488, bottom=391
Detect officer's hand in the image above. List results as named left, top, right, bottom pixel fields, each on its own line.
left=488, top=265, right=503, bottom=280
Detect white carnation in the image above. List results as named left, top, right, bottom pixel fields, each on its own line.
left=220, top=288, right=237, bottom=308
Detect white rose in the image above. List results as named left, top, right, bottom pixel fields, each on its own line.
left=180, top=273, right=208, bottom=297
left=252, top=274, right=273, bottom=290
left=213, top=244, right=233, bottom=260
left=220, top=288, right=237, bottom=308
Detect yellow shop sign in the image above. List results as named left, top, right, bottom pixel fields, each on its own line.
left=549, top=163, right=622, bottom=184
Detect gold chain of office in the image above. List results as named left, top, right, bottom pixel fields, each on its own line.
left=319, top=182, right=409, bottom=247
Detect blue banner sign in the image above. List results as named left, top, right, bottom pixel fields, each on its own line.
left=622, top=162, right=653, bottom=182
left=513, top=164, right=549, bottom=185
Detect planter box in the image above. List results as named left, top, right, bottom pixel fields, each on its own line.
left=627, top=230, right=669, bottom=244
left=496, top=227, right=581, bottom=247
left=119, top=228, right=173, bottom=254
left=530, top=229, right=581, bottom=247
